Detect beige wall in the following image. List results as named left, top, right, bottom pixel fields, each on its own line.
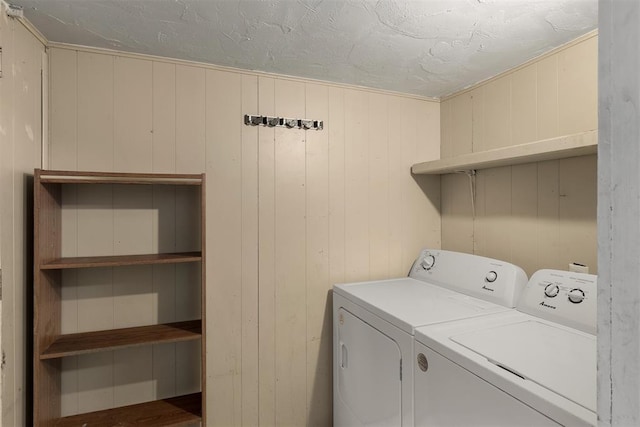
left=0, top=6, right=46, bottom=426
left=47, top=45, right=441, bottom=425
left=440, top=33, right=598, bottom=276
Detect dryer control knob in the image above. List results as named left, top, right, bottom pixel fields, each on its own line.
left=544, top=284, right=560, bottom=298
left=485, top=271, right=498, bottom=282
left=568, top=288, right=585, bottom=304
left=420, top=255, right=436, bottom=271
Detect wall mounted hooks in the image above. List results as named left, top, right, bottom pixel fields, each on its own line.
left=244, top=115, right=324, bottom=131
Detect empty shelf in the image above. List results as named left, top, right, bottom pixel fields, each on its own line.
left=41, top=252, right=202, bottom=269
left=53, top=393, right=202, bottom=427
left=411, top=130, right=597, bottom=174
left=40, top=320, right=202, bottom=359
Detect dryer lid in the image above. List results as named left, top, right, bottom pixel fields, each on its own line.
left=451, top=320, right=596, bottom=412
left=334, top=278, right=508, bottom=333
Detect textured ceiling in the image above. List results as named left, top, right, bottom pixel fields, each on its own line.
left=10, top=0, right=598, bottom=97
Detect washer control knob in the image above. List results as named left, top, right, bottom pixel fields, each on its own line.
left=568, top=288, right=585, bottom=304
left=420, top=255, right=436, bottom=271
left=485, top=271, right=498, bottom=282
left=544, top=284, right=560, bottom=298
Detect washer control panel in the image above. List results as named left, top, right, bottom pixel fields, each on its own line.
left=517, top=269, right=597, bottom=334
left=410, top=249, right=528, bottom=308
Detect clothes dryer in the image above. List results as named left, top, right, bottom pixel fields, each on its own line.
left=333, top=249, right=528, bottom=427
left=413, top=269, right=597, bottom=426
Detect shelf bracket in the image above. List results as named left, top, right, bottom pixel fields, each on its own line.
left=455, top=169, right=477, bottom=218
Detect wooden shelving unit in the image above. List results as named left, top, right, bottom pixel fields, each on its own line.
left=33, top=169, right=206, bottom=426
left=411, top=130, right=597, bottom=174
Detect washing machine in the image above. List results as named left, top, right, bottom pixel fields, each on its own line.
left=333, top=249, right=528, bottom=427
left=413, top=269, right=597, bottom=426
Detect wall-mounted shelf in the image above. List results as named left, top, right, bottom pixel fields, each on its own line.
left=411, top=130, right=597, bottom=175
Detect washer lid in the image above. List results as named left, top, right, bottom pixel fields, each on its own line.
left=451, top=320, right=596, bottom=412
left=334, top=278, right=508, bottom=334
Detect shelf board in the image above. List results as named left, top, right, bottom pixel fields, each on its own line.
left=411, top=130, right=597, bottom=175
left=37, top=169, right=203, bottom=185
left=40, top=320, right=201, bottom=359
left=41, top=252, right=202, bottom=270
left=53, top=393, right=201, bottom=427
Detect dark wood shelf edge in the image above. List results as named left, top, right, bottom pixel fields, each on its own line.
left=36, top=170, right=203, bottom=185
left=40, top=320, right=202, bottom=359
left=40, top=252, right=202, bottom=269
left=53, top=392, right=202, bottom=427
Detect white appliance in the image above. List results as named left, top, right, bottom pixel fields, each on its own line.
left=333, top=249, right=528, bottom=427
left=413, top=269, right=597, bottom=426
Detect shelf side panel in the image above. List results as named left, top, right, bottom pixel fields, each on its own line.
left=37, top=180, right=62, bottom=264
left=34, top=270, right=63, bottom=424
left=200, top=173, right=207, bottom=423
left=35, top=359, right=62, bottom=426
left=34, top=172, right=64, bottom=425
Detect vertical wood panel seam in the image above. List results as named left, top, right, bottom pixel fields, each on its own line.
left=172, top=64, right=178, bottom=394
left=203, top=67, right=208, bottom=422
left=304, top=82, right=309, bottom=420
left=342, top=90, right=346, bottom=280
left=73, top=50, right=78, bottom=171
left=75, top=49, right=81, bottom=406
left=172, top=64, right=178, bottom=398
left=111, top=54, right=117, bottom=409
left=239, top=75, right=244, bottom=424
left=384, top=96, right=390, bottom=276
left=365, top=92, right=370, bottom=267
left=269, top=81, right=275, bottom=426
left=174, top=64, right=177, bottom=175
left=379, top=94, right=390, bottom=278
left=111, top=54, right=116, bottom=401
left=173, top=64, right=179, bottom=389
left=534, top=64, right=539, bottom=140
left=272, top=87, right=277, bottom=427
left=151, top=61, right=155, bottom=173
left=256, top=77, right=262, bottom=426
left=508, top=77, right=513, bottom=152
left=149, top=60, right=156, bottom=399
left=554, top=55, right=559, bottom=139
left=111, top=56, right=115, bottom=171
left=368, top=93, right=372, bottom=277
left=509, top=166, right=514, bottom=262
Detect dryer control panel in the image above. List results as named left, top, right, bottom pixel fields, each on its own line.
left=409, top=249, right=528, bottom=308
left=517, top=269, right=597, bottom=335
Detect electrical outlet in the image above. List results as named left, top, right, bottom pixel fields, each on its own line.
left=569, top=263, right=589, bottom=274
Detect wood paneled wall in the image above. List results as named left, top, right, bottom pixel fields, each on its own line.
left=440, top=33, right=598, bottom=276
left=48, top=45, right=441, bottom=425
left=0, top=7, right=46, bottom=426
